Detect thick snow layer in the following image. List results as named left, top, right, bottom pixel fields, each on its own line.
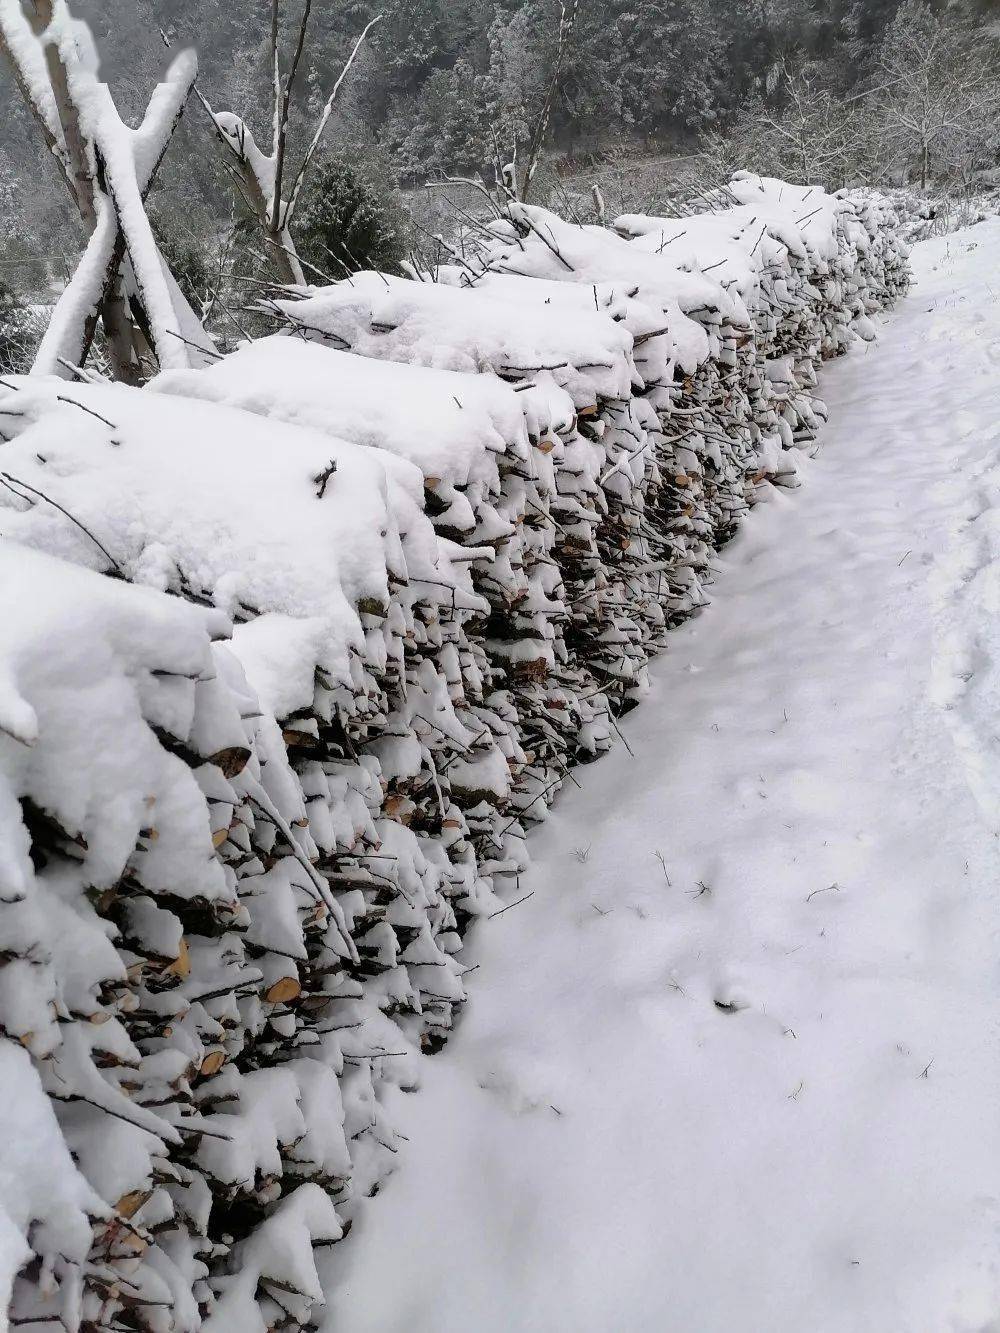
left=614, top=201, right=810, bottom=308
left=323, top=226, right=1000, bottom=1331
left=0, top=2, right=63, bottom=148
left=470, top=200, right=728, bottom=372
left=460, top=176, right=907, bottom=388
left=151, top=337, right=533, bottom=489
left=726, top=171, right=845, bottom=261
left=0, top=1042, right=100, bottom=1320
left=270, top=271, right=638, bottom=408
left=433, top=266, right=681, bottom=399
left=0, top=380, right=464, bottom=716
left=0, top=540, right=231, bottom=909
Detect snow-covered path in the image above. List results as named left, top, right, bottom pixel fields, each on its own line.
left=327, top=226, right=1000, bottom=1333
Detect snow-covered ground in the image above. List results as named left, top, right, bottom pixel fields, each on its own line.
left=323, top=225, right=1000, bottom=1332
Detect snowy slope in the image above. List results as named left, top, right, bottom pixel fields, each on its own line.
left=323, top=227, right=1000, bottom=1333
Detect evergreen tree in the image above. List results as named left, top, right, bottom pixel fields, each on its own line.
left=293, top=148, right=409, bottom=273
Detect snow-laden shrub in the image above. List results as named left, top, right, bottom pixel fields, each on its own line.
left=0, top=280, right=36, bottom=374
left=0, top=174, right=908, bottom=1332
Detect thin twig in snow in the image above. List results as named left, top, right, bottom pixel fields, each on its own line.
left=163, top=329, right=224, bottom=360
left=489, top=891, right=535, bottom=920
left=806, top=882, right=840, bottom=902
left=0, top=471, right=124, bottom=576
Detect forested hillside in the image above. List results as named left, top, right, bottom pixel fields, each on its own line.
left=0, top=0, right=984, bottom=235
left=62, top=0, right=1000, bottom=156
left=0, top=0, right=997, bottom=359
left=33, top=0, right=924, bottom=171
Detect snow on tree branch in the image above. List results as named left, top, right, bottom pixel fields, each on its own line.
left=284, top=14, right=384, bottom=226
left=199, top=6, right=383, bottom=287
left=1, top=1, right=213, bottom=382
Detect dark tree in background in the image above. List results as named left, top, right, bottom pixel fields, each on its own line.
left=0, top=279, right=30, bottom=374
left=0, top=0, right=916, bottom=225
left=294, top=149, right=408, bottom=275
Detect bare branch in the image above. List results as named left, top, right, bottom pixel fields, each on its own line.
left=271, top=0, right=314, bottom=232
left=520, top=0, right=579, bottom=202
left=284, top=13, right=383, bottom=227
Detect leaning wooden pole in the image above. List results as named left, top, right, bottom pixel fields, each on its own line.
left=0, top=0, right=212, bottom=381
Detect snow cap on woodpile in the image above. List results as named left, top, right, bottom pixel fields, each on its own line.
left=469, top=201, right=722, bottom=372
left=0, top=379, right=479, bottom=718
left=612, top=205, right=800, bottom=311
left=724, top=172, right=845, bottom=263
left=433, top=265, right=680, bottom=400
left=268, top=271, right=639, bottom=409
left=151, top=336, right=537, bottom=491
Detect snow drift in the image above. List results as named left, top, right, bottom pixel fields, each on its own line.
left=0, top=175, right=908, bottom=1332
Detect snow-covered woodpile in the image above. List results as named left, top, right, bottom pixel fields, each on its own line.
left=0, top=175, right=908, bottom=1332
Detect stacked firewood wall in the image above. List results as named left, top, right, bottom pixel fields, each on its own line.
left=0, top=177, right=908, bottom=1333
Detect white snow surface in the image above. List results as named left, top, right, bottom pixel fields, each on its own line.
left=324, top=227, right=1000, bottom=1332
left=270, top=270, right=639, bottom=408
left=0, top=380, right=466, bottom=717
left=0, top=1043, right=99, bottom=1323
left=151, top=337, right=535, bottom=489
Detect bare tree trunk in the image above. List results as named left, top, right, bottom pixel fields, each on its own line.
left=33, top=24, right=97, bottom=223
left=519, top=0, right=579, bottom=202
left=10, top=0, right=147, bottom=378
left=225, top=150, right=302, bottom=285
left=200, top=6, right=381, bottom=288
left=79, top=231, right=141, bottom=383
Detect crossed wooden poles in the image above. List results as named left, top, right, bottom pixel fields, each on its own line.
left=0, top=0, right=213, bottom=382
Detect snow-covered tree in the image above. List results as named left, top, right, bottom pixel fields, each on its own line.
left=0, top=277, right=33, bottom=371
left=700, top=53, right=890, bottom=190
left=293, top=147, right=408, bottom=277
left=872, top=0, right=1000, bottom=190
left=199, top=1, right=382, bottom=285
left=0, top=0, right=214, bottom=382
left=510, top=0, right=579, bottom=201
left=385, top=57, right=491, bottom=180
